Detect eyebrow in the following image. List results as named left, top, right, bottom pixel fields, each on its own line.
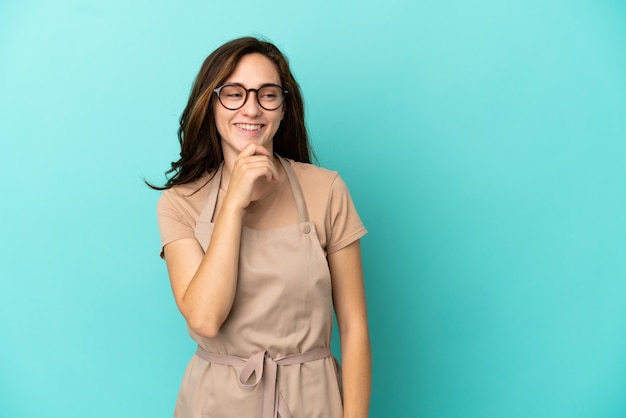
left=223, top=81, right=282, bottom=88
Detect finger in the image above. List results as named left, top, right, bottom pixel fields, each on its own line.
left=233, top=155, right=273, bottom=174
left=237, top=144, right=269, bottom=158
left=237, top=157, right=280, bottom=184
left=251, top=145, right=271, bottom=157
left=239, top=160, right=279, bottom=181
left=237, top=143, right=260, bottom=158
left=259, top=160, right=279, bottom=182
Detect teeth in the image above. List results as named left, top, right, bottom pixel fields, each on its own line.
left=236, top=123, right=262, bottom=131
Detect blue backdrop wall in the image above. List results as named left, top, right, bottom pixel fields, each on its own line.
left=1, top=0, right=625, bottom=417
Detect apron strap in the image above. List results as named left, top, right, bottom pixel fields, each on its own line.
left=277, top=156, right=310, bottom=224
left=196, top=163, right=223, bottom=223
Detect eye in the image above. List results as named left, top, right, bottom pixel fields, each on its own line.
left=259, top=87, right=281, bottom=101
left=220, top=85, right=245, bottom=99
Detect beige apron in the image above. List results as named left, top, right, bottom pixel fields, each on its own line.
left=175, top=157, right=343, bottom=418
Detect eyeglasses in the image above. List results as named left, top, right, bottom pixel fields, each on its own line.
left=213, top=83, right=288, bottom=111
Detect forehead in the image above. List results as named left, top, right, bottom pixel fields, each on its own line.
left=226, top=53, right=281, bottom=86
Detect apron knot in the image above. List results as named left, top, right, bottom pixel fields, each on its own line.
left=240, top=350, right=281, bottom=417
left=195, top=346, right=332, bottom=418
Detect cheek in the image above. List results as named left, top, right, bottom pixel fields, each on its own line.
left=213, top=118, right=229, bottom=140
left=213, top=107, right=229, bottom=131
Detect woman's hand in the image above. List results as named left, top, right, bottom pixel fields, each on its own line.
left=222, top=144, right=280, bottom=211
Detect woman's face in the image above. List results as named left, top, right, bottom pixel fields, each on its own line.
left=214, top=53, right=285, bottom=163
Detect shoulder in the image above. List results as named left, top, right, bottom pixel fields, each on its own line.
left=284, top=159, right=340, bottom=193
left=284, top=158, right=357, bottom=216
left=162, top=172, right=215, bottom=198
left=157, top=172, right=215, bottom=214
left=285, top=159, right=366, bottom=253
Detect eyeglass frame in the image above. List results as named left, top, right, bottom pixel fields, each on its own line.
left=213, top=83, right=289, bottom=111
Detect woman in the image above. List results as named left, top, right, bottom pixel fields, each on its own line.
left=154, top=37, right=371, bottom=418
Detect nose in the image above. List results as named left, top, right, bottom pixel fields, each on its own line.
left=240, top=90, right=262, bottom=117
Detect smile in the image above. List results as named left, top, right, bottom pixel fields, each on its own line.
left=235, top=123, right=263, bottom=131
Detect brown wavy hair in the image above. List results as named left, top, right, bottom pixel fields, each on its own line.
left=148, top=37, right=313, bottom=190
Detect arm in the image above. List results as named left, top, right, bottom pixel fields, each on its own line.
left=329, top=240, right=371, bottom=418
left=163, top=205, right=243, bottom=338
left=163, top=144, right=279, bottom=338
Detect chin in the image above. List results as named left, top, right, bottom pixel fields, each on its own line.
left=241, top=137, right=272, bottom=149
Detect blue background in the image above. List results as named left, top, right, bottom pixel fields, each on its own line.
left=1, top=0, right=626, bottom=417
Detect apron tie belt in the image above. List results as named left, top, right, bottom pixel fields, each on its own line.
left=195, top=346, right=331, bottom=418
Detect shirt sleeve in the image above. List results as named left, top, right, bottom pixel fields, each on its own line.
left=156, top=191, right=197, bottom=257
left=325, top=174, right=367, bottom=254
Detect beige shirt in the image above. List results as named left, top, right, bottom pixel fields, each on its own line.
left=157, top=159, right=366, bottom=256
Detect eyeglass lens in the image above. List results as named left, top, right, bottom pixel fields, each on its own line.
left=218, top=85, right=284, bottom=110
